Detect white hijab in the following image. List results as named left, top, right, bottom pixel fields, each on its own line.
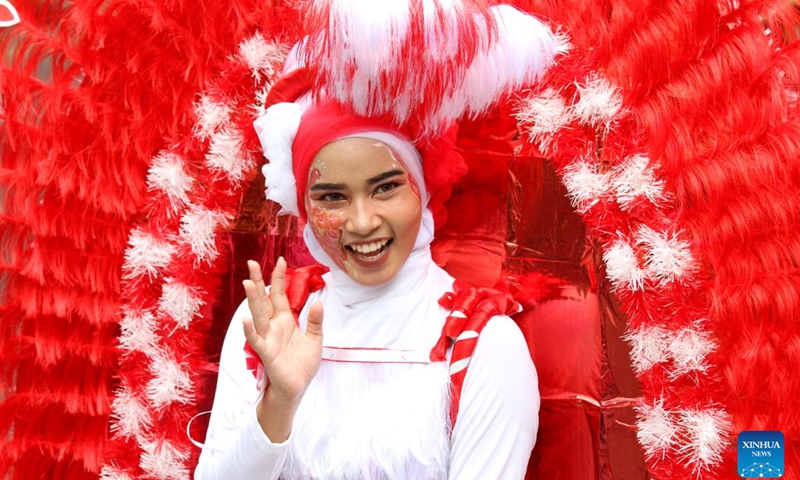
left=284, top=132, right=455, bottom=480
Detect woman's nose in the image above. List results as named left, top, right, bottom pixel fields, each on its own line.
left=345, top=198, right=381, bottom=235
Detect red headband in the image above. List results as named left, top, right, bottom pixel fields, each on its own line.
left=292, top=101, right=413, bottom=219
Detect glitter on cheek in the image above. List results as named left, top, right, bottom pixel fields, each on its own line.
left=308, top=206, right=347, bottom=265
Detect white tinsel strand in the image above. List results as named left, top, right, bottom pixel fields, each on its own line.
left=177, top=206, right=229, bottom=264
left=140, top=439, right=191, bottom=480
left=626, top=326, right=670, bottom=373
left=193, top=95, right=232, bottom=140
left=146, top=351, right=194, bottom=409
left=667, top=324, right=717, bottom=379
left=238, top=33, right=285, bottom=80
left=146, top=152, right=194, bottom=214
left=119, top=308, right=159, bottom=356
left=515, top=88, right=573, bottom=152
left=676, top=409, right=731, bottom=474
left=561, top=158, right=610, bottom=213
left=603, top=238, right=647, bottom=291
left=573, top=74, right=624, bottom=127
left=123, top=228, right=175, bottom=281
left=99, top=466, right=134, bottom=480
left=636, top=226, right=696, bottom=286
left=157, top=278, right=204, bottom=330
left=610, top=154, right=667, bottom=209
left=205, top=129, right=252, bottom=182
left=636, top=401, right=679, bottom=458
left=109, top=385, right=153, bottom=441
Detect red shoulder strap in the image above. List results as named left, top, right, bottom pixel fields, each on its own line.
left=244, top=264, right=328, bottom=384
left=430, top=279, right=522, bottom=427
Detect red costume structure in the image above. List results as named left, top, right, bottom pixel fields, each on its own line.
left=1, top=0, right=799, bottom=479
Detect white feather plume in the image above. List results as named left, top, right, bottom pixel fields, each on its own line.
left=603, top=238, right=647, bottom=291
left=109, top=385, right=153, bottom=440
left=205, top=129, right=251, bottom=182
left=119, top=308, right=159, bottom=356
left=157, top=278, right=203, bottom=330
left=146, top=351, right=194, bottom=409
left=123, top=228, right=175, bottom=280
left=636, top=226, right=696, bottom=286
left=515, top=88, right=574, bottom=152
left=626, top=326, right=670, bottom=373
left=573, top=74, right=625, bottom=127
left=177, top=205, right=229, bottom=264
left=677, top=409, right=731, bottom=473
left=193, top=95, right=232, bottom=140
left=139, top=439, right=190, bottom=480
left=238, top=33, right=285, bottom=80
left=610, top=154, right=667, bottom=209
left=99, top=466, right=134, bottom=480
left=561, top=158, right=611, bottom=213
left=667, top=324, right=717, bottom=379
left=636, top=401, right=679, bottom=458
left=146, top=152, right=193, bottom=214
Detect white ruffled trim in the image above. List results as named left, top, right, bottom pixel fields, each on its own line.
left=255, top=102, right=304, bottom=215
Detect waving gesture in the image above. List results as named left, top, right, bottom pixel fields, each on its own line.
left=241, top=258, right=324, bottom=441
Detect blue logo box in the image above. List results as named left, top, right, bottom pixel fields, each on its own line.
left=738, top=431, right=784, bottom=478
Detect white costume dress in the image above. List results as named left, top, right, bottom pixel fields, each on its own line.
left=195, top=205, right=539, bottom=479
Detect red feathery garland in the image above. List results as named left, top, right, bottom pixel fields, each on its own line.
left=514, top=0, right=800, bottom=478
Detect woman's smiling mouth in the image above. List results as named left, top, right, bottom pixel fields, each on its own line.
left=345, top=238, right=393, bottom=261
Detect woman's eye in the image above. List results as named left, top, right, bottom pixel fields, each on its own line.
left=319, top=192, right=346, bottom=202
left=374, top=182, right=399, bottom=195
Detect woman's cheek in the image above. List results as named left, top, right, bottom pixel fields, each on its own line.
left=308, top=206, right=347, bottom=263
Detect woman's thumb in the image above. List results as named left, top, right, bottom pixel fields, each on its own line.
left=305, top=301, right=324, bottom=341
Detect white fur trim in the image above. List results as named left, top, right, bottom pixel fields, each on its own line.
left=119, top=308, right=159, bottom=356
left=109, top=385, right=152, bottom=440
left=205, top=129, right=251, bottom=182
left=255, top=102, right=304, bottom=215
left=140, top=439, right=190, bottom=480
left=178, top=206, right=228, bottom=264
left=677, top=409, right=730, bottom=472
left=611, top=154, right=667, bottom=209
left=193, top=95, right=231, bottom=140
left=146, top=351, right=193, bottom=408
left=146, top=152, right=193, bottom=213
left=573, top=75, right=624, bottom=127
left=636, top=401, right=678, bottom=457
left=667, top=325, right=717, bottom=379
left=626, top=326, right=670, bottom=373
left=158, top=278, right=203, bottom=329
left=515, top=88, right=573, bottom=151
left=562, top=158, right=610, bottom=213
left=636, top=226, right=696, bottom=286
left=603, top=238, right=646, bottom=291
left=123, top=228, right=175, bottom=280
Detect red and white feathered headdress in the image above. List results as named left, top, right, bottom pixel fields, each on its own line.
left=253, top=0, right=564, bottom=218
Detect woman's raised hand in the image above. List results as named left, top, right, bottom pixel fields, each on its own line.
left=242, top=258, right=324, bottom=406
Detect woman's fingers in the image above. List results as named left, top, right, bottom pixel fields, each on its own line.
left=269, top=257, right=291, bottom=315
left=305, top=300, right=324, bottom=342
left=243, top=278, right=271, bottom=337
left=242, top=316, right=262, bottom=351
left=247, top=260, right=273, bottom=319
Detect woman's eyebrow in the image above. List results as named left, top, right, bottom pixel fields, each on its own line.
left=367, top=169, right=406, bottom=185
left=309, top=182, right=346, bottom=191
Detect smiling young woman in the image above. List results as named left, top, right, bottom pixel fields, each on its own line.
left=193, top=2, right=561, bottom=478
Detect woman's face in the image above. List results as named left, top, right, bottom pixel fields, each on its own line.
left=305, top=137, right=422, bottom=286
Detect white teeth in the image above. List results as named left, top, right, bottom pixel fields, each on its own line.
left=350, top=239, right=389, bottom=254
